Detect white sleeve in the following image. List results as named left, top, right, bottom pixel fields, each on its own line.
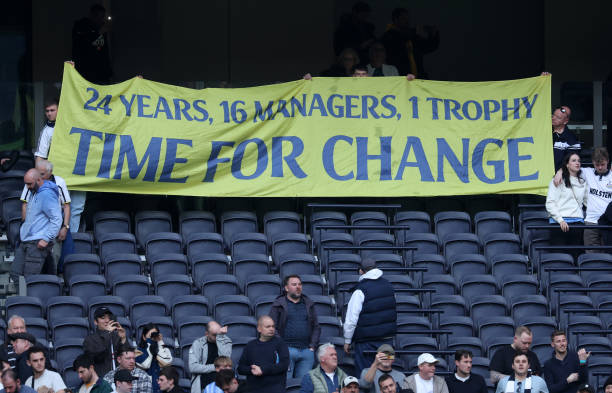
left=343, top=289, right=364, bottom=344
left=545, top=179, right=563, bottom=223
left=20, top=185, right=29, bottom=202
left=55, top=177, right=71, bottom=204
left=35, top=127, right=53, bottom=159
left=51, top=372, right=67, bottom=391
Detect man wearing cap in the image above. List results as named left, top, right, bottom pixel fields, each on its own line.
left=342, top=376, right=360, bottom=393
left=0, top=316, right=27, bottom=370
left=445, top=350, right=487, bottom=393
left=543, top=331, right=590, bottom=393
left=577, top=384, right=594, bottom=393
left=300, top=343, right=348, bottom=393
left=73, top=353, right=113, bottom=393
left=490, top=326, right=542, bottom=385
left=188, top=320, right=232, bottom=393
left=0, top=369, right=37, bottom=393
left=103, top=347, right=151, bottom=393
left=10, top=333, right=52, bottom=385
left=24, top=345, right=66, bottom=393
left=495, top=353, right=548, bottom=393
left=112, top=370, right=138, bottom=393
left=403, top=353, right=449, bottom=393
left=360, top=344, right=405, bottom=393
left=83, top=307, right=127, bottom=377
left=343, top=258, right=397, bottom=375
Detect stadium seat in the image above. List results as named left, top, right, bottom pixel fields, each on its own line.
left=447, top=336, right=483, bottom=357
left=23, top=317, right=48, bottom=340
left=46, top=296, right=85, bottom=323
left=350, top=211, right=388, bottom=240
left=412, top=254, right=446, bottom=276
left=229, top=336, right=256, bottom=368
left=460, top=274, right=499, bottom=301
left=574, top=336, right=612, bottom=352
left=485, top=336, right=513, bottom=357
left=531, top=336, right=554, bottom=364
left=231, top=232, right=268, bottom=259
left=172, top=358, right=187, bottom=379
left=371, top=253, right=404, bottom=270
left=308, top=295, right=336, bottom=317
left=516, top=316, right=557, bottom=343
left=179, top=211, right=217, bottom=239
left=201, top=274, right=240, bottom=303
left=149, top=253, right=189, bottom=281
left=448, top=254, right=488, bottom=280
left=566, top=315, right=603, bottom=337
left=539, top=253, right=574, bottom=281
left=111, top=274, right=150, bottom=303
left=356, top=233, right=395, bottom=259
left=177, top=316, right=213, bottom=343
left=395, top=295, right=421, bottom=316
left=317, top=316, right=342, bottom=337
left=549, top=275, right=585, bottom=309
left=394, top=211, right=431, bottom=233
left=104, top=253, right=142, bottom=281
left=318, top=233, right=355, bottom=268
left=154, top=274, right=192, bottom=301
left=54, top=337, right=84, bottom=370
left=286, top=378, right=301, bottom=393
left=577, top=253, right=612, bottom=282
left=334, top=275, right=360, bottom=307
left=172, top=295, right=209, bottom=324
left=214, top=295, right=252, bottom=320
left=221, top=211, right=258, bottom=249
left=434, top=211, right=471, bottom=242
left=62, top=254, right=101, bottom=283
left=510, top=295, right=549, bottom=321
left=233, top=254, right=270, bottom=290
left=26, top=275, right=63, bottom=304
left=253, top=294, right=277, bottom=318
left=422, top=274, right=458, bottom=295
left=398, top=336, right=438, bottom=352
left=1, top=192, right=21, bottom=226
left=326, top=253, right=361, bottom=289
left=87, top=296, right=128, bottom=322
left=145, top=232, right=183, bottom=258
left=397, top=233, right=440, bottom=261
left=482, top=233, right=521, bottom=261
left=185, top=232, right=224, bottom=258
left=586, top=274, right=612, bottom=304
left=263, top=211, right=301, bottom=245
left=6, top=217, right=22, bottom=249
left=50, top=317, right=89, bottom=340
left=134, top=210, right=172, bottom=249
left=190, top=253, right=229, bottom=286
left=93, top=211, right=131, bottom=241
left=244, top=274, right=282, bottom=303
left=442, top=233, right=480, bottom=257
left=5, top=296, right=44, bottom=319
left=130, top=295, right=168, bottom=323
left=68, top=275, right=107, bottom=306
left=431, top=295, right=467, bottom=316
left=71, top=232, right=94, bottom=254
left=474, top=211, right=512, bottom=239
left=519, top=211, right=549, bottom=251
left=220, top=316, right=257, bottom=340
left=490, top=254, right=529, bottom=278
left=478, top=316, right=515, bottom=344
left=299, top=275, right=326, bottom=296
left=311, top=211, right=348, bottom=249
left=271, top=233, right=309, bottom=264
left=385, top=274, right=415, bottom=292
left=500, top=274, right=539, bottom=301
left=396, top=316, right=431, bottom=341
left=98, top=233, right=137, bottom=260
left=470, top=295, right=508, bottom=323
left=471, top=357, right=490, bottom=380
left=278, top=253, right=317, bottom=278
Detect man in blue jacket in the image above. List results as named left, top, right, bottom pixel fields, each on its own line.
left=11, top=168, right=62, bottom=280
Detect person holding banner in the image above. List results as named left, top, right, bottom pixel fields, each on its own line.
left=545, top=152, right=588, bottom=247
left=552, top=106, right=580, bottom=171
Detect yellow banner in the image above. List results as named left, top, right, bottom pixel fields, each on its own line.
left=50, top=64, right=552, bottom=197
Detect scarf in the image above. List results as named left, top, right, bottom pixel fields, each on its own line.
left=505, top=375, right=531, bottom=393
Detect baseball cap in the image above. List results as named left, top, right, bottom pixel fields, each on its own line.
left=417, top=353, right=439, bottom=365
left=9, top=332, right=37, bottom=344
left=377, top=344, right=395, bottom=355
left=577, top=384, right=594, bottom=393
left=114, top=369, right=139, bottom=383
left=94, top=306, right=113, bottom=319
left=360, top=259, right=376, bottom=271
left=342, top=376, right=359, bottom=388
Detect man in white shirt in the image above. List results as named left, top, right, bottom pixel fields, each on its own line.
left=581, top=147, right=612, bottom=248
left=24, top=346, right=66, bottom=393
left=403, top=353, right=449, bottom=393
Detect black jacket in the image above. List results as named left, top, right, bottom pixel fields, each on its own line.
left=268, top=294, right=320, bottom=349
left=83, top=329, right=123, bottom=377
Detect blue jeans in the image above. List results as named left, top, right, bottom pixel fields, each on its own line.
left=287, top=347, right=315, bottom=379
left=354, top=339, right=393, bottom=376
left=69, top=191, right=86, bottom=232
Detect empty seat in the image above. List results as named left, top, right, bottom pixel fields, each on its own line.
left=395, top=295, right=421, bottom=316
left=185, top=233, right=224, bottom=258
left=478, top=316, right=515, bottom=344
left=318, top=233, right=355, bottom=268
left=23, top=317, right=48, bottom=340
left=439, top=316, right=474, bottom=337
left=482, top=233, right=521, bottom=261
left=221, top=211, right=258, bottom=249
left=130, top=295, right=168, bottom=324
left=558, top=295, right=595, bottom=322
left=134, top=210, right=172, bottom=249
left=371, top=254, right=404, bottom=270
left=485, top=336, right=513, bottom=358
left=548, top=275, right=585, bottom=307
left=172, top=295, right=209, bottom=324
left=398, top=233, right=440, bottom=262
left=145, top=232, right=183, bottom=257
left=311, top=211, right=348, bottom=248
left=111, top=274, right=150, bottom=303
left=510, top=295, right=549, bottom=321
left=586, top=274, right=612, bottom=304
left=98, top=233, right=137, bottom=260
left=412, top=254, right=446, bottom=276
left=474, top=211, right=512, bottom=239
left=50, top=317, right=89, bottom=340
left=447, top=336, right=483, bottom=357
left=448, top=254, right=488, bottom=280
left=574, top=336, right=612, bottom=351
left=431, top=295, right=467, bottom=316
left=190, top=253, right=229, bottom=285
left=104, top=253, right=142, bottom=281
left=471, top=357, right=490, bottom=380
left=326, top=254, right=361, bottom=289
left=263, top=211, right=301, bottom=245
left=5, top=296, right=44, bottom=319
left=384, top=275, right=415, bottom=292
left=278, top=254, right=317, bottom=278
left=176, top=315, right=213, bottom=342
left=356, top=233, right=395, bottom=259
left=233, top=255, right=270, bottom=290
left=422, top=274, right=457, bottom=295
left=577, top=253, right=612, bottom=282
left=93, top=211, right=131, bottom=241
left=220, top=315, right=258, bottom=340
left=54, top=337, right=84, bottom=370
left=460, top=274, right=498, bottom=301
left=434, top=211, right=471, bottom=242
left=214, top=295, right=252, bottom=320
left=63, top=254, right=101, bottom=283
left=154, top=274, right=192, bottom=301
left=46, top=296, right=85, bottom=323
left=396, top=316, right=431, bottom=341
left=179, top=211, right=216, bottom=239
left=308, top=295, right=336, bottom=317
left=271, top=233, right=309, bottom=264
left=519, top=211, right=549, bottom=251
left=245, top=274, right=282, bottom=302
left=318, top=316, right=342, bottom=337
left=490, top=254, right=529, bottom=278
left=500, top=274, right=539, bottom=301
left=350, top=211, right=388, bottom=240
left=398, top=337, right=438, bottom=355
left=299, top=275, right=326, bottom=296
left=566, top=315, right=604, bottom=338
left=69, top=275, right=107, bottom=306
left=539, top=253, right=574, bottom=280
left=26, top=275, right=63, bottom=304
left=443, top=233, right=480, bottom=256
left=231, top=232, right=268, bottom=259
left=71, top=232, right=94, bottom=254
left=253, top=294, right=278, bottom=318
left=470, top=295, right=508, bottom=323
left=149, top=253, right=189, bottom=281
left=394, top=211, right=431, bottom=233
left=201, top=274, right=240, bottom=303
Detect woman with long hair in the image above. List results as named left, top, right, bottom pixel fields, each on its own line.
left=136, top=323, right=173, bottom=393
left=546, top=152, right=588, bottom=246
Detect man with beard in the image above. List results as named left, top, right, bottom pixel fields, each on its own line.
left=73, top=354, right=112, bottom=393
left=543, top=331, right=589, bottom=393
left=359, top=344, right=405, bottom=393
left=490, top=326, right=542, bottom=385
left=269, top=275, right=320, bottom=379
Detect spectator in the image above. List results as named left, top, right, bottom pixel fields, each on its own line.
left=102, top=347, right=151, bottom=393
left=112, top=370, right=137, bottom=393
left=543, top=331, right=590, bottom=393
left=34, top=98, right=58, bottom=166
left=300, top=343, right=349, bottom=393
left=72, top=4, right=112, bottom=84
left=381, top=8, right=439, bottom=78
left=545, top=152, right=587, bottom=247
left=304, top=64, right=414, bottom=80
left=578, top=147, right=612, bottom=248
left=199, top=357, right=233, bottom=393
left=359, top=344, right=405, bottom=393
left=157, top=367, right=180, bottom=393
left=0, top=319, right=52, bottom=384
left=0, top=316, right=27, bottom=370
left=10, top=169, right=62, bottom=281
left=494, top=353, right=548, bottom=393
left=403, top=353, right=449, bottom=393
left=367, top=42, right=399, bottom=77
left=342, top=376, right=360, bottom=393
left=603, top=377, right=612, bottom=393
left=188, top=321, right=232, bottom=393
left=343, top=258, right=397, bottom=375
left=269, top=274, right=320, bottom=379
left=577, top=384, right=594, bottom=393
left=73, top=354, right=113, bottom=393
left=202, top=369, right=238, bottom=393
left=333, top=2, right=376, bottom=64
left=237, top=316, right=289, bottom=393
left=24, top=346, right=66, bottom=393
left=20, top=160, right=71, bottom=275
left=0, top=369, right=36, bottom=393
left=490, top=326, right=542, bottom=384
left=445, top=350, right=487, bottom=393
left=83, top=307, right=127, bottom=377
left=320, top=48, right=361, bottom=77
left=136, top=323, right=173, bottom=393
left=551, top=106, right=580, bottom=171
left=378, top=374, right=413, bottom=393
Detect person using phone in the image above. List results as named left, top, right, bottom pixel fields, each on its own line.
left=136, top=324, right=173, bottom=393
left=83, top=307, right=127, bottom=377
left=360, top=344, right=405, bottom=393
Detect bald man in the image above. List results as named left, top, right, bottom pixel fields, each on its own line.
left=11, top=168, right=62, bottom=281
left=237, top=316, right=289, bottom=392
left=188, top=321, right=232, bottom=393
